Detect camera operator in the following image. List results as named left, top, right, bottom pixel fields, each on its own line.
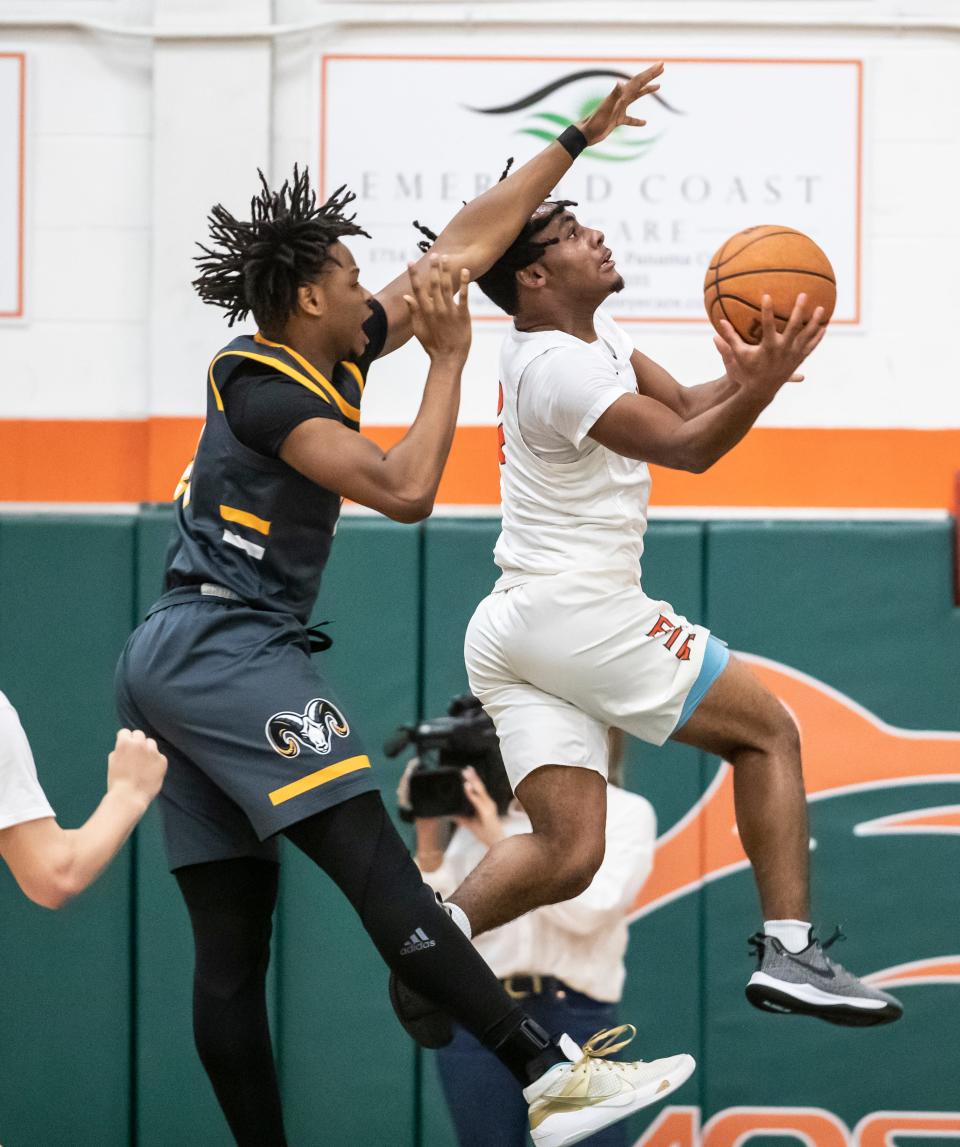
left=394, top=706, right=657, bottom=1147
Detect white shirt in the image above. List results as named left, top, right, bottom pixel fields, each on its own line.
left=494, top=309, right=652, bottom=588
left=419, top=786, right=656, bottom=1003
left=0, top=691, right=55, bottom=831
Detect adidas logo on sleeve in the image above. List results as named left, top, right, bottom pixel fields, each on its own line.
left=400, top=927, right=437, bottom=956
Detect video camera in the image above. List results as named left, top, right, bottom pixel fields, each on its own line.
left=384, top=694, right=512, bottom=821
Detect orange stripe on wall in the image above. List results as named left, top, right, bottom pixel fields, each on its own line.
left=0, top=420, right=958, bottom=510
left=650, top=427, right=960, bottom=510
left=366, top=425, right=960, bottom=510
left=147, top=417, right=204, bottom=501
left=0, top=420, right=149, bottom=502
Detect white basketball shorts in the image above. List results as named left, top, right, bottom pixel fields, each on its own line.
left=464, top=568, right=711, bottom=790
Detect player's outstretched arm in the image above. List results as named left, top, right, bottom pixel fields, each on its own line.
left=282, top=256, right=471, bottom=522
left=630, top=349, right=805, bottom=420
left=0, top=729, right=167, bottom=909
left=372, top=63, right=664, bottom=357
left=591, top=294, right=825, bottom=472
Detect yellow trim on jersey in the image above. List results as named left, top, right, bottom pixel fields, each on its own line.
left=268, top=754, right=372, bottom=806
left=253, top=332, right=362, bottom=422
left=219, top=504, right=271, bottom=536
left=340, top=360, right=365, bottom=396
left=209, top=349, right=338, bottom=411
left=208, top=361, right=225, bottom=412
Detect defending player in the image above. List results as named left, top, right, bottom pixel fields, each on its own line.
left=411, top=136, right=903, bottom=1030
left=115, top=67, right=698, bottom=1147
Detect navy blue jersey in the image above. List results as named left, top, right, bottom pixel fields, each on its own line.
left=163, top=309, right=386, bottom=624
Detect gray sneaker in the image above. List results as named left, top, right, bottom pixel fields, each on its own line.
left=745, top=928, right=903, bottom=1026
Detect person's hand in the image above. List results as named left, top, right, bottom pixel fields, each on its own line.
left=404, top=254, right=471, bottom=367
left=107, top=729, right=167, bottom=807
left=396, top=756, right=418, bottom=812
left=580, top=62, right=665, bottom=147
left=454, top=766, right=504, bottom=848
left=713, top=293, right=827, bottom=399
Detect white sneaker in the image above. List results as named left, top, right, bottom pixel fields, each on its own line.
left=524, top=1025, right=696, bottom=1147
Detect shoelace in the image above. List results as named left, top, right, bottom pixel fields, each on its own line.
left=573, top=1024, right=639, bottom=1075
left=748, top=926, right=848, bottom=966
left=820, top=926, right=846, bottom=951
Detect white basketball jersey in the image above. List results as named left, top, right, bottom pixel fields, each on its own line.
left=493, top=310, right=652, bottom=587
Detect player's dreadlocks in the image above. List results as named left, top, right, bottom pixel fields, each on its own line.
left=192, top=165, right=369, bottom=333
left=413, top=158, right=576, bottom=317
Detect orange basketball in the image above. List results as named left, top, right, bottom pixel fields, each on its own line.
left=703, top=225, right=836, bottom=345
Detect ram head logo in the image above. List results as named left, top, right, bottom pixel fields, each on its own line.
left=265, top=698, right=350, bottom=758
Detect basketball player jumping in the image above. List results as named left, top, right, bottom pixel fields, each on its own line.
left=412, top=139, right=902, bottom=1030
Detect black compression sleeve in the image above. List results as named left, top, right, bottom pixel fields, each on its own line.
left=284, top=792, right=567, bottom=1085
left=352, top=297, right=389, bottom=377
left=175, top=858, right=288, bottom=1147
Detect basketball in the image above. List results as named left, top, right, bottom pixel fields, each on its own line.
left=703, top=225, right=836, bottom=344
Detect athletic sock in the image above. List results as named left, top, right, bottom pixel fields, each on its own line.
left=764, top=918, right=812, bottom=953
left=443, top=900, right=472, bottom=940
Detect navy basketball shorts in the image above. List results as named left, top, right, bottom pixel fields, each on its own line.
left=115, top=594, right=379, bottom=870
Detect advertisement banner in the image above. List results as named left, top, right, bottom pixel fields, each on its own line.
left=320, top=55, right=861, bottom=324
left=0, top=53, right=24, bottom=319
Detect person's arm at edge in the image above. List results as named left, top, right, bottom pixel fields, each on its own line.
left=374, top=64, right=665, bottom=356
left=0, top=730, right=167, bottom=910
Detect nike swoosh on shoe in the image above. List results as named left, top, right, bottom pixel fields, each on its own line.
left=787, top=958, right=836, bottom=980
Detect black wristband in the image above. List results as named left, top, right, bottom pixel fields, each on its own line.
left=557, top=124, right=588, bottom=159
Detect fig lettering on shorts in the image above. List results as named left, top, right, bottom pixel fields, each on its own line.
left=647, top=614, right=697, bottom=661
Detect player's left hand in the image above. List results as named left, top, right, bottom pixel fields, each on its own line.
left=713, top=293, right=826, bottom=397
left=455, top=766, right=505, bottom=848
left=580, top=62, right=665, bottom=146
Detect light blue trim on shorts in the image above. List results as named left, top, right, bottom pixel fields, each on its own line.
left=675, top=635, right=730, bottom=730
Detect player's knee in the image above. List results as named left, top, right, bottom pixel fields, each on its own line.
left=549, top=835, right=605, bottom=900
left=767, top=701, right=801, bottom=762
left=726, top=697, right=801, bottom=767
left=193, top=922, right=273, bottom=1003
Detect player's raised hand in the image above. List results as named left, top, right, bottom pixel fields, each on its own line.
left=713, top=293, right=826, bottom=397
left=404, top=254, right=472, bottom=367
left=580, top=62, right=665, bottom=146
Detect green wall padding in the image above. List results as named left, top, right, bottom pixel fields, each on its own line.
left=0, top=513, right=957, bottom=1146
left=0, top=516, right=136, bottom=1147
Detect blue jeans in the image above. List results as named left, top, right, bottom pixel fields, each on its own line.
left=434, top=987, right=626, bottom=1147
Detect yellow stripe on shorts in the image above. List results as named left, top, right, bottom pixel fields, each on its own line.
left=268, top=754, right=371, bottom=806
